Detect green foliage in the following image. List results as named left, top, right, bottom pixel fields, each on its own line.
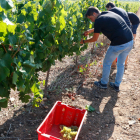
left=0, top=0, right=14, bottom=10
left=118, top=1, right=140, bottom=13
left=0, top=0, right=139, bottom=109
left=31, top=82, right=43, bottom=107
left=85, top=105, right=95, bottom=112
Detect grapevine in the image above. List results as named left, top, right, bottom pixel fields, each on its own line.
left=0, top=0, right=139, bottom=110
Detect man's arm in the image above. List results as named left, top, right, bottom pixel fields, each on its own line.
left=83, top=28, right=94, bottom=36
left=80, top=33, right=100, bottom=44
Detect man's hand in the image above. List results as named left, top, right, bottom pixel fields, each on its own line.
left=80, top=33, right=100, bottom=44
left=83, top=31, right=89, bottom=36
left=80, top=39, right=84, bottom=44
left=82, top=28, right=94, bottom=36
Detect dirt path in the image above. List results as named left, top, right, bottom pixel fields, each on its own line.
left=0, top=8, right=140, bottom=140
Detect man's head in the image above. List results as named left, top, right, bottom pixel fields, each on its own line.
left=85, top=6, right=100, bottom=22
left=106, top=2, right=116, bottom=11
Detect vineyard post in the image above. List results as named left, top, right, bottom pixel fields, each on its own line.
left=44, top=68, right=51, bottom=95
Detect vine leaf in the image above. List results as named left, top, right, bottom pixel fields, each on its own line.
left=0, top=64, right=10, bottom=82
left=0, top=98, right=8, bottom=108
left=19, top=95, right=31, bottom=103
left=0, top=85, right=10, bottom=98
left=0, top=0, right=14, bottom=10
left=12, top=72, right=18, bottom=85
left=31, top=82, right=43, bottom=107
left=19, top=85, right=26, bottom=92
left=85, top=105, right=95, bottom=112
left=23, top=60, right=36, bottom=68
left=8, top=34, right=17, bottom=45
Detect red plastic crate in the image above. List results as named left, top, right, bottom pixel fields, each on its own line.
left=37, top=101, right=87, bottom=140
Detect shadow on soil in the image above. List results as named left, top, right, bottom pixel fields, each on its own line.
left=0, top=45, right=119, bottom=140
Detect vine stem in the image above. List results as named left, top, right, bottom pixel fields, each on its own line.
left=75, top=55, right=78, bottom=66
left=2, top=44, right=7, bottom=53
left=12, top=38, right=21, bottom=58
left=12, top=46, right=20, bottom=58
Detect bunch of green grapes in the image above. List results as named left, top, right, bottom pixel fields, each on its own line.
left=60, top=125, right=78, bottom=140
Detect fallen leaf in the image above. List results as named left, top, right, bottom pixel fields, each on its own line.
left=71, top=96, right=75, bottom=101
left=85, top=105, right=95, bottom=112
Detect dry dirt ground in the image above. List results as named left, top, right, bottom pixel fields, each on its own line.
left=0, top=9, right=140, bottom=140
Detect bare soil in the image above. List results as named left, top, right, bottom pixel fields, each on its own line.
left=0, top=9, right=140, bottom=140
